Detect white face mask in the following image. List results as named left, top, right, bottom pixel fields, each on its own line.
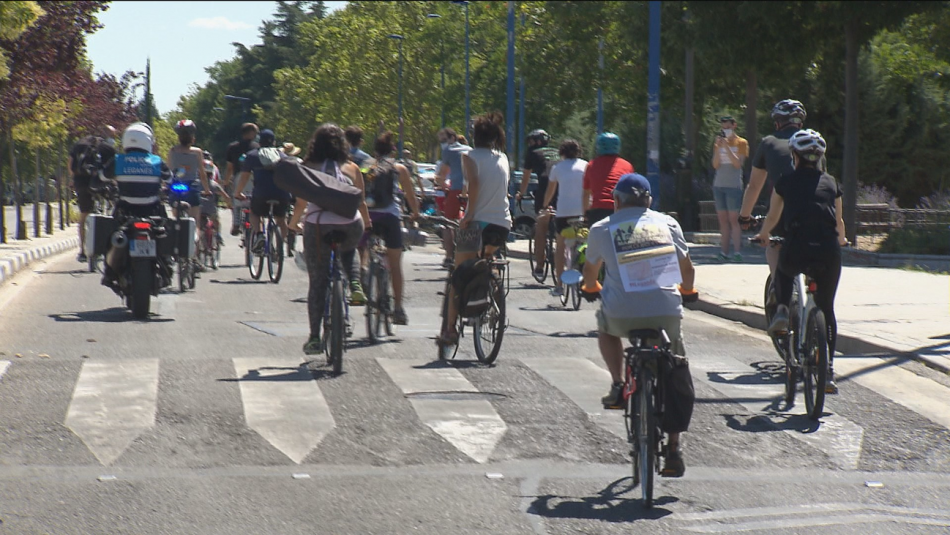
left=722, top=129, right=733, bottom=138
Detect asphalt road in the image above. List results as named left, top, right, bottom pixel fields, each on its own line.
left=0, top=223, right=948, bottom=534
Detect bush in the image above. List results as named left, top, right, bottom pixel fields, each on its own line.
left=878, top=225, right=950, bottom=255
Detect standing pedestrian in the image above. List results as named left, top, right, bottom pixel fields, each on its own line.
left=711, top=115, right=749, bottom=261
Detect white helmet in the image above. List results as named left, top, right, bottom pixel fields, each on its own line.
left=788, top=129, right=826, bottom=162
left=122, top=122, right=154, bottom=152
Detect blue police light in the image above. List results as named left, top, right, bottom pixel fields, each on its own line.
left=170, top=182, right=189, bottom=192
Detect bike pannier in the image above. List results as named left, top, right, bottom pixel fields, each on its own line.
left=451, top=258, right=493, bottom=318
left=273, top=159, right=361, bottom=219
left=659, top=354, right=695, bottom=434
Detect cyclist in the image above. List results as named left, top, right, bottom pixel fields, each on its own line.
left=755, top=129, right=847, bottom=394
left=200, top=155, right=232, bottom=248
left=515, top=129, right=560, bottom=278
left=69, top=125, right=117, bottom=263
left=167, top=119, right=213, bottom=270
left=435, top=127, right=472, bottom=268
left=582, top=132, right=634, bottom=228
left=438, top=112, right=511, bottom=346
left=541, top=139, right=588, bottom=295
left=738, top=99, right=808, bottom=276
left=580, top=173, right=696, bottom=478
left=361, top=131, right=421, bottom=325
left=287, top=123, right=371, bottom=355
left=345, top=125, right=372, bottom=167
left=100, top=123, right=173, bottom=290
left=233, top=129, right=292, bottom=255
left=223, top=123, right=259, bottom=235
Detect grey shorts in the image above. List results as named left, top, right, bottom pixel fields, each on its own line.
left=713, top=187, right=743, bottom=212
left=595, top=310, right=686, bottom=356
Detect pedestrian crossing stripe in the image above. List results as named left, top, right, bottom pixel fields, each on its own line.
left=0, top=360, right=8, bottom=382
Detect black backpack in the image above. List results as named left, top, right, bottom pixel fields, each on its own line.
left=659, top=353, right=695, bottom=434
left=451, top=258, right=493, bottom=318
left=365, top=158, right=398, bottom=209
left=75, top=137, right=104, bottom=178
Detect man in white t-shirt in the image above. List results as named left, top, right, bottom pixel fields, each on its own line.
left=541, top=139, right=588, bottom=294
left=580, top=173, right=698, bottom=478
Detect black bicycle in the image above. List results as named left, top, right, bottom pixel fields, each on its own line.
left=527, top=204, right=556, bottom=285
left=364, top=232, right=394, bottom=344
left=323, top=230, right=352, bottom=375
left=167, top=179, right=197, bottom=292
left=247, top=200, right=284, bottom=283
left=431, top=216, right=507, bottom=364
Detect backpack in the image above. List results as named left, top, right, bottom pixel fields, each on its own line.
left=451, top=258, right=493, bottom=318
left=272, top=158, right=362, bottom=219
left=76, top=136, right=104, bottom=178
left=258, top=147, right=282, bottom=169
left=659, top=353, right=695, bottom=434
left=365, top=158, right=398, bottom=209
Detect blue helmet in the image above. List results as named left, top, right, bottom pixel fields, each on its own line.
left=595, top=132, right=620, bottom=155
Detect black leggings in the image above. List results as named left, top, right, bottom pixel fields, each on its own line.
left=775, top=244, right=842, bottom=363
left=303, top=220, right=363, bottom=339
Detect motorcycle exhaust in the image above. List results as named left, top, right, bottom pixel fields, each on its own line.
left=111, top=230, right=128, bottom=248
left=107, top=230, right=129, bottom=272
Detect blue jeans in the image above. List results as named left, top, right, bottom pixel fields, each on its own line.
left=713, top=187, right=742, bottom=212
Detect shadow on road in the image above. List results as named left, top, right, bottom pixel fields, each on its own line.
left=35, top=269, right=89, bottom=276
left=219, top=365, right=327, bottom=382
left=412, top=359, right=488, bottom=370
left=724, top=412, right=820, bottom=434
left=209, top=279, right=270, bottom=285
left=706, top=361, right=784, bottom=386
left=49, top=308, right=174, bottom=323
left=518, top=305, right=571, bottom=312
left=546, top=330, right=599, bottom=339
left=527, top=477, right=676, bottom=523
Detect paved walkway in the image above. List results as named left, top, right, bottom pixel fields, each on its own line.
left=1, top=204, right=80, bottom=286
left=505, top=236, right=950, bottom=374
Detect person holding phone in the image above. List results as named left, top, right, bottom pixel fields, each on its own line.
left=711, top=116, right=749, bottom=261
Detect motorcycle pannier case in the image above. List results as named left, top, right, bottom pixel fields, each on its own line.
left=84, top=214, right=116, bottom=257
left=160, top=217, right=196, bottom=258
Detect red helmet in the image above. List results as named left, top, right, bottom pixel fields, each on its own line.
left=175, top=119, right=197, bottom=136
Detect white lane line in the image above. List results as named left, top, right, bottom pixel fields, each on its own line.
left=377, top=358, right=506, bottom=463
left=65, top=360, right=160, bottom=466
left=683, top=513, right=950, bottom=533
left=0, top=360, right=9, bottom=381
left=233, top=358, right=334, bottom=464
left=519, top=356, right=626, bottom=440
left=690, top=353, right=864, bottom=470
left=834, top=356, right=950, bottom=430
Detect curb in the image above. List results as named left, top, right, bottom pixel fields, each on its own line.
left=687, top=296, right=950, bottom=376
left=0, top=235, right=80, bottom=287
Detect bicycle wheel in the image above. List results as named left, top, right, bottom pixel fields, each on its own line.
left=803, top=308, right=828, bottom=420
left=625, top=369, right=640, bottom=488
left=785, top=284, right=802, bottom=406
left=436, top=277, right=460, bottom=361
left=570, top=283, right=582, bottom=310
left=637, top=367, right=656, bottom=508
left=329, top=270, right=345, bottom=374
left=266, top=221, right=284, bottom=283
left=178, top=258, right=187, bottom=293
left=765, top=275, right=788, bottom=361
left=248, top=234, right=264, bottom=280
left=186, top=259, right=196, bottom=290
left=473, top=278, right=506, bottom=364
left=365, top=262, right=379, bottom=344
left=378, top=266, right=395, bottom=337
left=528, top=234, right=546, bottom=284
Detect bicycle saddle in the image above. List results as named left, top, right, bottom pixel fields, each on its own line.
left=323, top=230, right=349, bottom=245
left=628, top=328, right=671, bottom=347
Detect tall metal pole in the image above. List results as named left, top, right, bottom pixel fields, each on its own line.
left=646, top=1, right=661, bottom=211
left=597, top=38, right=604, bottom=134
left=506, top=1, right=515, bottom=160
left=144, top=57, right=152, bottom=129
left=518, top=12, right=525, bottom=165
left=440, top=42, right=446, bottom=130
left=464, top=2, right=471, bottom=141
left=398, top=39, right=404, bottom=157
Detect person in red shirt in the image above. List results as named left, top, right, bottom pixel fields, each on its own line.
left=582, top=132, right=634, bottom=227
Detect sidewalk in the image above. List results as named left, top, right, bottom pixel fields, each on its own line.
left=505, top=236, right=950, bottom=374
left=1, top=204, right=79, bottom=286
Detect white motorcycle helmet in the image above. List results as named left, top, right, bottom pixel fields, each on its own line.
left=122, top=122, right=154, bottom=152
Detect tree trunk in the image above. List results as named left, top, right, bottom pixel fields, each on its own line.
left=59, top=143, right=65, bottom=231
left=843, top=20, right=859, bottom=244
left=681, top=46, right=695, bottom=230
left=744, top=69, right=758, bottom=180
left=34, top=149, right=40, bottom=237
left=44, top=152, right=52, bottom=235
left=0, top=126, right=6, bottom=244
left=10, top=130, right=25, bottom=240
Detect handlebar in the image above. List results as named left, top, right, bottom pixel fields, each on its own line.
left=421, top=214, right=460, bottom=229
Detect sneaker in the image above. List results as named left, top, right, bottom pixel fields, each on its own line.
left=732, top=252, right=743, bottom=262
left=825, top=369, right=839, bottom=394
left=230, top=225, right=240, bottom=237
left=550, top=286, right=564, bottom=297
left=77, top=252, right=88, bottom=263
left=601, top=382, right=624, bottom=410
left=393, top=307, right=408, bottom=325
left=441, top=257, right=454, bottom=269
left=252, top=234, right=265, bottom=254
left=303, top=335, right=323, bottom=355
left=716, top=252, right=729, bottom=262
left=661, top=449, right=686, bottom=478
left=216, top=233, right=225, bottom=247
left=349, top=280, right=366, bottom=306
left=767, top=305, right=789, bottom=337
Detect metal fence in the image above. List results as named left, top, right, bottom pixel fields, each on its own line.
left=856, top=203, right=950, bottom=235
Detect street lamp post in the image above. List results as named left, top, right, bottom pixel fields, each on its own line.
left=452, top=1, right=471, bottom=140
left=426, top=14, right=446, bottom=130
left=224, top=95, right=251, bottom=124
left=388, top=34, right=405, bottom=158
left=506, top=1, right=515, bottom=161
left=597, top=38, right=604, bottom=134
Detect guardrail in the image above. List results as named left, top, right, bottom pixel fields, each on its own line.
left=856, top=203, right=950, bottom=235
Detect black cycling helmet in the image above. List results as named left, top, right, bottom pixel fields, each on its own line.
left=202, top=149, right=212, bottom=160
left=770, top=99, right=806, bottom=125
left=527, top=129, right=550, bottom=144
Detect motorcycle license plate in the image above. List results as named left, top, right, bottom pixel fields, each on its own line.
left=130, top=238, right=156, bottom=257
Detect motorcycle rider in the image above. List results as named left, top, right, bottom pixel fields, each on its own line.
left=99, top=122, right=173, bottom=292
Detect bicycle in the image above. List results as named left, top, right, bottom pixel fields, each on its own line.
left=753, top=236, right=829, bottom=420
left=431, top=216, right=507, bottom=364
left=554, top=216, right=588, bottom=310
left=525, top=200, right=555, bottom=284
left=198, top=203, right=220, bottom=271
left=623, top=327, right=675, bottom=509
left=87, top=182, right=118, bottom=273
left=247, top=200, right=284, bottom=283
left=166, top=179, right=197, bottom=292
left=364, top=232, right=394, bottom=344
left=322, top=230, right=353, bottom=375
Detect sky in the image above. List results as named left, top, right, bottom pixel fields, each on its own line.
left=86, top=1, right=347, bottom=115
